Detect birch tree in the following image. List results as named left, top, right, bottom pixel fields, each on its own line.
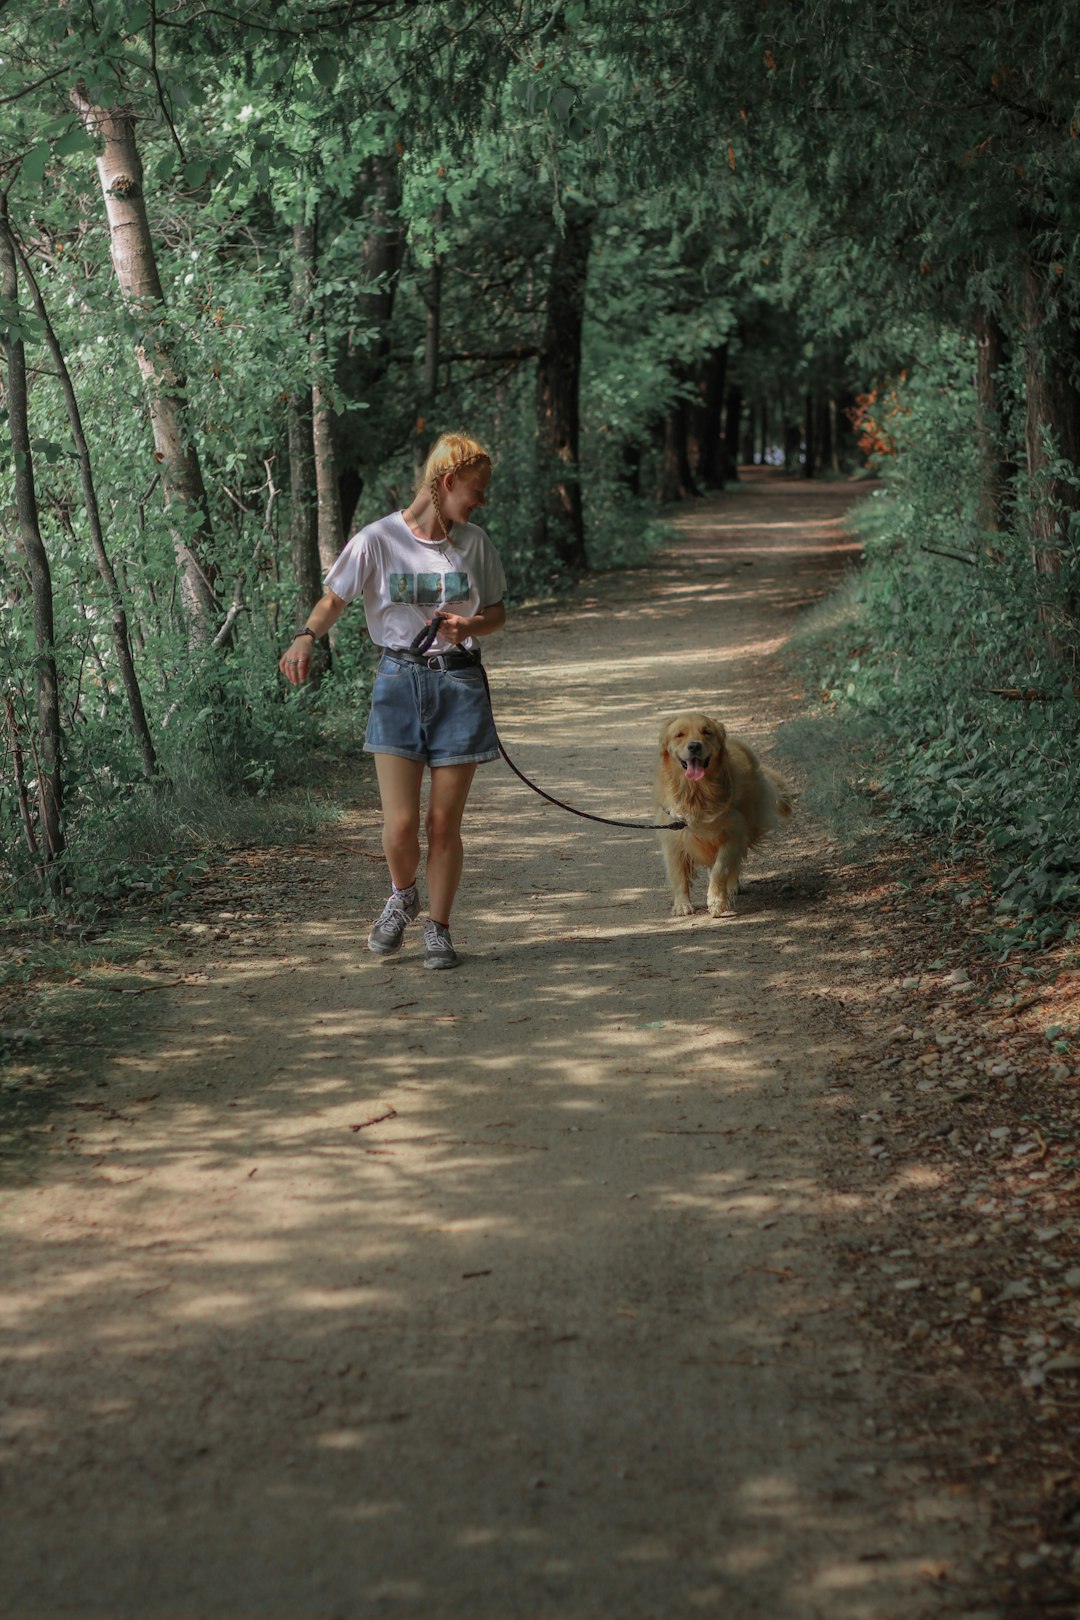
left=71, top=90, right=222, bottom=646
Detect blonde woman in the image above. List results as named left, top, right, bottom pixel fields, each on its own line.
left=279, top=433, right=506, bottom=969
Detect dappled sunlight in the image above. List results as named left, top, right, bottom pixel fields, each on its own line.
left=4, top=477, right=978, bottom=1618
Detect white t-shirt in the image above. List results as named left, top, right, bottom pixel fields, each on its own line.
left=324, top=511, right=507, bottom=654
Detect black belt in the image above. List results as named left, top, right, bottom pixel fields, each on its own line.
left=384, top=646, right=481, bottom=672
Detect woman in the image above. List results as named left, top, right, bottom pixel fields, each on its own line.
left=278, top=432, right=506, bottom=970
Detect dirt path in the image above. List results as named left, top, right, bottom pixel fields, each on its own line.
left=2, top=474, right=1009, bottom=1619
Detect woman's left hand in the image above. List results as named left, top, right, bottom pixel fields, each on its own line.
left=436, top=613, right=473, bottom=645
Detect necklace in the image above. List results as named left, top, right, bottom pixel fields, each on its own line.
left=402, top=507, right=452, bottom=548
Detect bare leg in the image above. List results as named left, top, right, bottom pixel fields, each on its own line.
left=373, top=754, right=424, bottom=890
left=425, top=763, right=478, bottom=925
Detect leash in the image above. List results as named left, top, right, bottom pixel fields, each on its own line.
left=408, top=616, right=686, bottom=832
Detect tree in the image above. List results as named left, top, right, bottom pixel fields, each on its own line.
left=71, top=90, right=223, bottom=645
left=0, top=196, right=64, bottom=881
left=9, top=220, right=160, bottom=783
left=533, top=206, right=592, bottom=572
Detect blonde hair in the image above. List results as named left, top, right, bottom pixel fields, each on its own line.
left=419, top=431, right=491, bottom=534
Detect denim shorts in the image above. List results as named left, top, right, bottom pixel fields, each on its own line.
left=363, top=652, right=501, bottom=767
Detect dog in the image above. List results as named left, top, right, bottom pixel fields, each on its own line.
left=655, top=711, right=793, bottom=917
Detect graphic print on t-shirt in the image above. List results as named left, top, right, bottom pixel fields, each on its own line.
left=388, top=570, right=470, bottom=606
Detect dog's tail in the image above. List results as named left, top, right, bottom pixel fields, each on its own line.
left=764, top=767, right=795, bottom=821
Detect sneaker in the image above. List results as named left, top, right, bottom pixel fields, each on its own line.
left=423, top=919, right=460, bottom=970
left=368, top=885, right=419, bottom=954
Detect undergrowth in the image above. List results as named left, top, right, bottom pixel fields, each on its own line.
left=781, top=330, right=1080, bottom=956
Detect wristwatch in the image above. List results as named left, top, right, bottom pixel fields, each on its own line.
left=296, top=627, right=317, bottom=639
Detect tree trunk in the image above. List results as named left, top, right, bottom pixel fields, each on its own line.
left=620, top=441, right=642, bottom=497
left=680, top=403, right=699, bottom=494
left=739, top=404, right=755, bottom=466
left=721, top=386, right=742, bottom=480
left=659, top=407, right=685, bottom=503
left=781, top=392, right=802, bottom=471
left=9, top=222, right=160, bottom=784
left=534, top=211, right=591, bottom=572
left=287, top=397, right=321, bottom=622
left=71, top=90, right=221, bottom=645
left=662, top=376, right=699, bottom=500
left=413, top=221, right=443, bottom=482
left=336, top=151, right=407, bottom=514
left=801, top=392, right=816, bottom=479
left=0, top=204, right=64, bottom=876
left=288, top=219, right=325, bottom=630
left=312, top=380, right=344, bottom=565
left=818, top=396, right=835, bottom=476
left=759, top=400, right=770, bottom=465
left=1022, top=264, right=1080, bottom=664
left=697, top=345, right=728, bottom=487
left=836, top=392, right=858, bottom=469
left=297, top=206, right=345, bottom=570
left=975, top=308, right=1015, bottom=537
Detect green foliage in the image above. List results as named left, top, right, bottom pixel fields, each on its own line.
left=3, top=0, right=1079, bottom=949
left=808, top=333, right=1080, bottom=951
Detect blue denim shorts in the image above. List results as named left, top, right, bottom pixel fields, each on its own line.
left=363, top=652, right=501, bottom=767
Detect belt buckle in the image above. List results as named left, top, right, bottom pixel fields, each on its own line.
left=427, top=652, right=447, bottom=671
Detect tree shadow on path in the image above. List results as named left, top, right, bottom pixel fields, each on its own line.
left=3, top=475, right=996, bottom=1620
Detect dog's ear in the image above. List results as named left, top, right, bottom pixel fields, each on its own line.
left=707, top=719, right=727, bottom=752
left=658, top=719, right=673, bottom=757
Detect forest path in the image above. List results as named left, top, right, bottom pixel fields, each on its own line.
left=3, top=472, right=994, bottom=1620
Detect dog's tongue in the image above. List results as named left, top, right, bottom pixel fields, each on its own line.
left=684, top=760, right=706, bottom=782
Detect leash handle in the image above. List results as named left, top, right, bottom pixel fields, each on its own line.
left=410, top=612, right=445, bottom=655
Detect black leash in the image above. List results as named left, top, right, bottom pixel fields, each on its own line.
left=408, top=616, right=686, bottom=832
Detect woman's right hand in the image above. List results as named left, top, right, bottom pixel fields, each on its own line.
left=278, top=637, right=313, bottom=686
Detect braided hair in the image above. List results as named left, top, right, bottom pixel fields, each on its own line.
left=419, top=432, right=491, bottom=536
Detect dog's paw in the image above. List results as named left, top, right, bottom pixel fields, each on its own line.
left=707, top=896, right=735, bottom=917
left=670, top=897, right=694, bottom=917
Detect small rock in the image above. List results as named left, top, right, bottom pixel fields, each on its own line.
left=947, top=967, right=972, bottom=987
left=895, top=1278, right=924, bottom=1292
left=0, top=1027, right=42, bottom=1047
left=1063, top=1269, right=1080, bottom=1291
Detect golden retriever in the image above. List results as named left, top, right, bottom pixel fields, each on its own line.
left=655, top=711, right=793, bottom=916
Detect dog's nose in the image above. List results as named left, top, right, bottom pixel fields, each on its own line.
left=685, top=740, right=704, bottom=756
